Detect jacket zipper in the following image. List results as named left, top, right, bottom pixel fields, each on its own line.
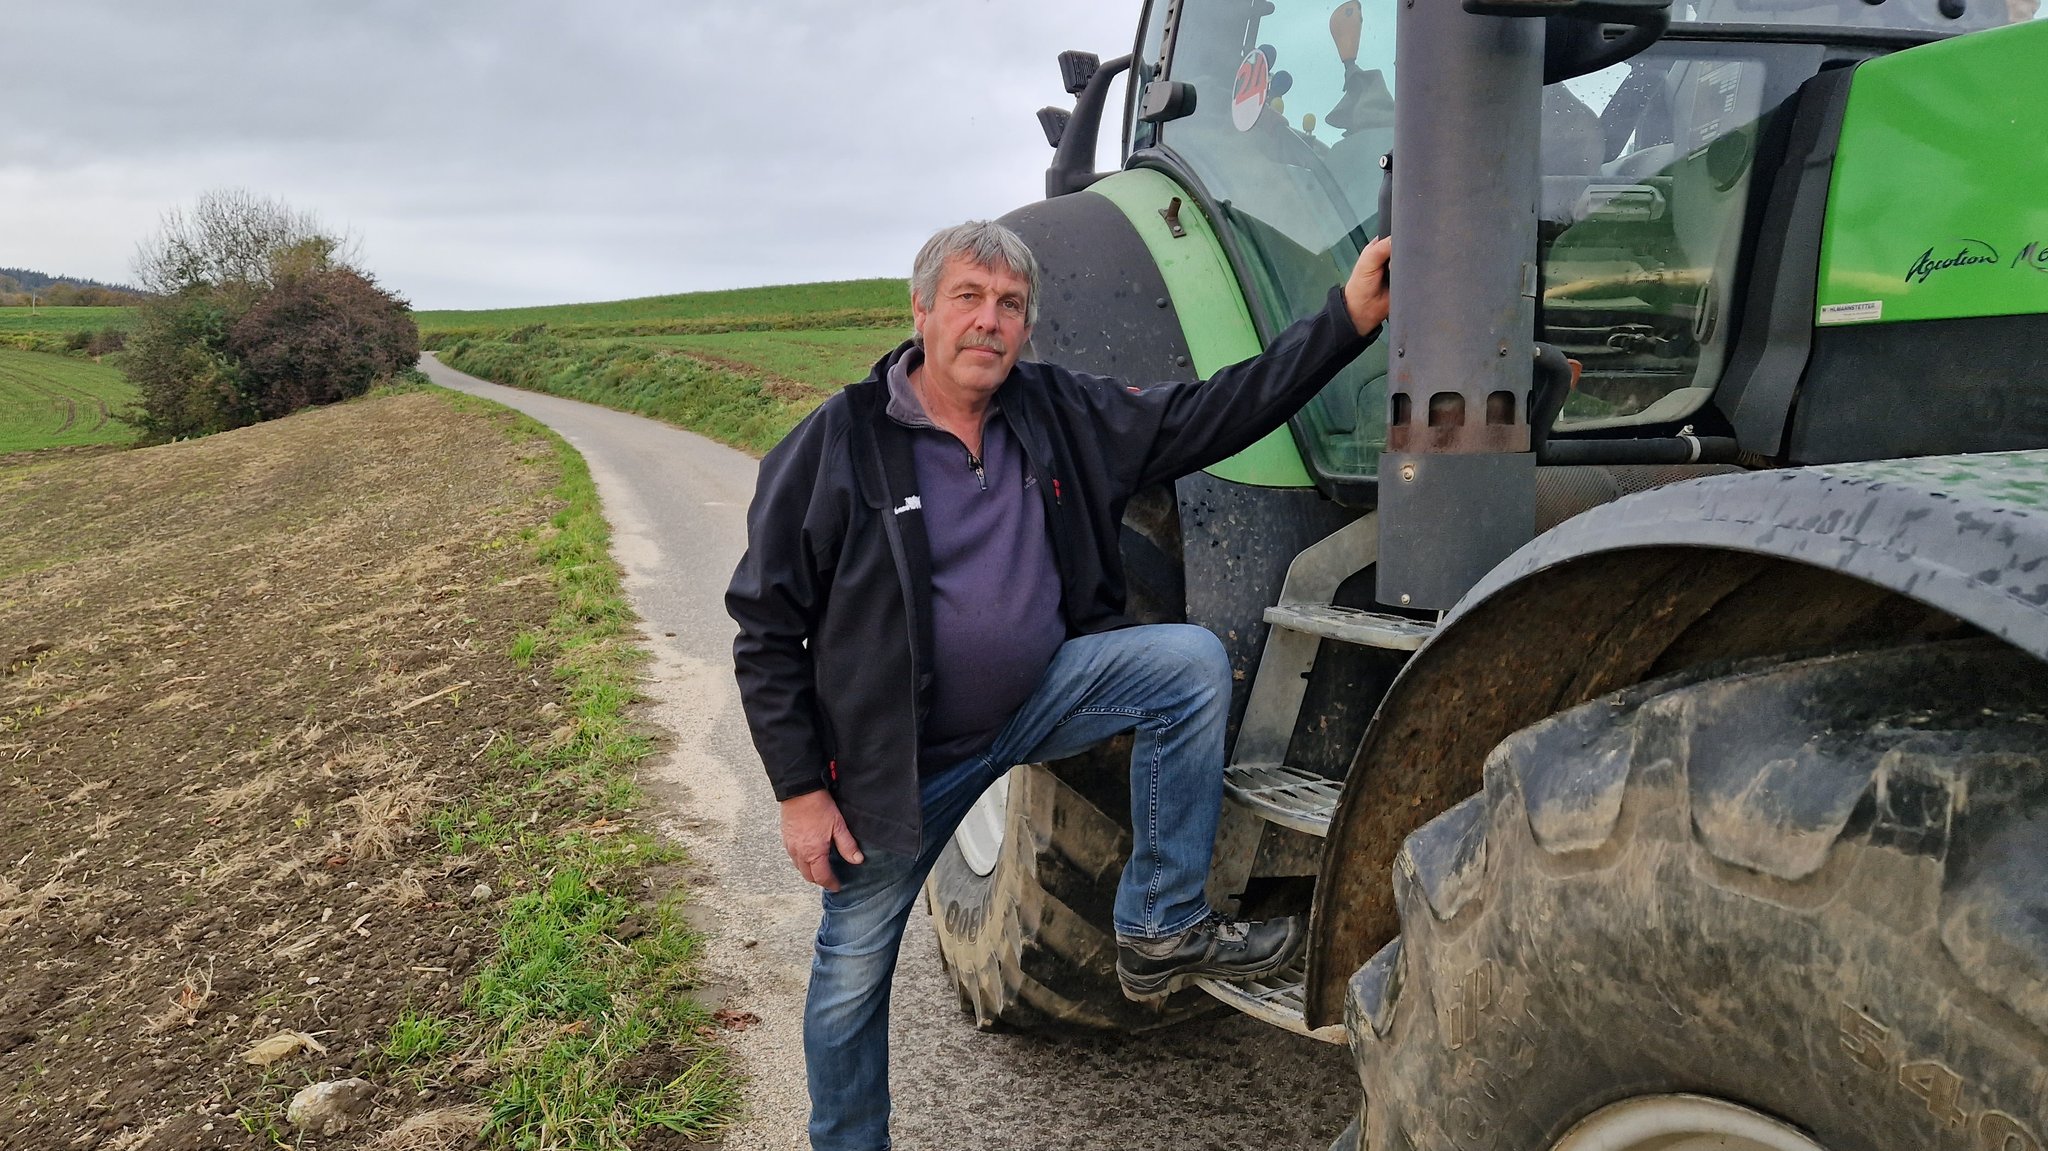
left=966, top=449, right=986, bottom=491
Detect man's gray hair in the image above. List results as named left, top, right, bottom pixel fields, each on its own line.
left=910, top=220, right=1040, bottom=345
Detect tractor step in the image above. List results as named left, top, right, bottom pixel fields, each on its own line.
left=1264, top=603, right=1435, bottom=651
left=1192, top=952, right=1344, bottom=1044
left=1223, top=763, right=1339, bottom=837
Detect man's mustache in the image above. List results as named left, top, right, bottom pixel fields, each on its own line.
left=959, top=332, right=1007, bottom=356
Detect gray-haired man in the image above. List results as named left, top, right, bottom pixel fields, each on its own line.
left=728, top=220, right=1390, bottom=1150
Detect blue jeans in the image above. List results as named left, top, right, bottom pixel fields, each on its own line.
left=802, top=623, right=1230, bottom=1151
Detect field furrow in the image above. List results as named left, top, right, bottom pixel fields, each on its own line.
left=0, top=348, right=137, bottom=455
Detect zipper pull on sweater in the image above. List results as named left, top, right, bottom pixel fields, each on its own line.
left=966, top=450, right=986, bottom=491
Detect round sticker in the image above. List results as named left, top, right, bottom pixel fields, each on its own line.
left=1231, top=49, right=1269, bottom=132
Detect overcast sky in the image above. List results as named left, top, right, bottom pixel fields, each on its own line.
left=2, top=1, right=1140, bottom=310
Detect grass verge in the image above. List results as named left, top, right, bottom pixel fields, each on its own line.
left=436, top=333, right=828, bottom=456
left=388, top=391, right=740, bottom=1148
left=422, top=276, right=911, bottom=457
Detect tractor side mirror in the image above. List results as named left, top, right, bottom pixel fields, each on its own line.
left=1137, top=80, right=1197, bottom=125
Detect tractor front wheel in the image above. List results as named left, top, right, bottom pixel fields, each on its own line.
left=1348, top=639, right=2048, bottom=1150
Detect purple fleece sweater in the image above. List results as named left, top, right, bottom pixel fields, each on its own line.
left=888, top=349, right=1067, bottom=773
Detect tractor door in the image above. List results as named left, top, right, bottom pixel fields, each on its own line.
left=1136, top=0, right=1397, bottom=486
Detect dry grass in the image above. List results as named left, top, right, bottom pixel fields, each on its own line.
left=144, top=963, right=214, bottom=1034
left=365, top=1104, right=492, bottom=1151
left=341, top=779, right=437, bottom=862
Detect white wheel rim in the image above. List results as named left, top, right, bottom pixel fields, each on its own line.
left=1549, top=1094, right=1829, bottom=1151
left=954, top=772, right=1011, bottom=877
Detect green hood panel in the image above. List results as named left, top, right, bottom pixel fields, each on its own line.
left=1087, top=169, right=1314, bottom=488
left=1817, top=20, right=2048, bottom=327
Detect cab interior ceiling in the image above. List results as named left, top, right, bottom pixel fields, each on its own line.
left=1303, top=544, right=1986, bottom=1026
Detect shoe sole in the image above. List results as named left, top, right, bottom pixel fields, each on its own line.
left=1115, top=926, right=1306, bottom=1002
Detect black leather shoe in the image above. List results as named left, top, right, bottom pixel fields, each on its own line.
left=1115, top=912, right=1306, bottom=1000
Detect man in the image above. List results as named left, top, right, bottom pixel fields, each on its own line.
left=728, top=220, right=1391, bottom=1150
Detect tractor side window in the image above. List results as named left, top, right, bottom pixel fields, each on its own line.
left=1157, top=0, right=1399, bottom=478
left=1540, top=47, right=1782, bottom=429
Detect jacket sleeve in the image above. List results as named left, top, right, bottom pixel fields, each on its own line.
left=1065, top=285, right=1380, bottom=493
left=725, top=409, right=848, bottom=802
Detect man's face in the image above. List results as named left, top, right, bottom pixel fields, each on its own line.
left=912, top=255, right=1032, bottom=401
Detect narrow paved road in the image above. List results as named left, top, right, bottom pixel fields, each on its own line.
left=419, top=355, right=1357, bottom=1151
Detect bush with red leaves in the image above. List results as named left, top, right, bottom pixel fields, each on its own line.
left=228, top=267, right=420, bottom=420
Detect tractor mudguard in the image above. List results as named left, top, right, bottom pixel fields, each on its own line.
left=1304, top=448, right=2048, bottom=1025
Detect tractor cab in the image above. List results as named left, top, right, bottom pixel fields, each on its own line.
left=1116, top=0, right=2035, bottom=499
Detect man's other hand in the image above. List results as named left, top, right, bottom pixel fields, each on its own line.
left=780, top=788, right=864, bottom=891
left=1344, top=235, right=1392, bottom=336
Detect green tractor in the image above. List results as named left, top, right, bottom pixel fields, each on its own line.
left=922, top=0, right=2048, bottom=1146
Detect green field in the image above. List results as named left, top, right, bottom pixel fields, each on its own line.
left=0, top=305, right=135, bottom=334
left=0, top=306, right=135, bottom=354
left=628, top=327, right=905, bottom=390
left=0, top=347, right=139, bottom=453
left=415, top=277, right=909, bottom=338
left=430, top=279, right=914, bottom=454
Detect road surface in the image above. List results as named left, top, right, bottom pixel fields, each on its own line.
left=418, top=354, right=1358, bottom=1151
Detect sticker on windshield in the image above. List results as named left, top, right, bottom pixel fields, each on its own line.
left=1818, top=300, right=1883, bottom=325
left=1232, top=49, right=1270, bottom=132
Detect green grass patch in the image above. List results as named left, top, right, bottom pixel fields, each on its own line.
left=0, top=347, right=139, bottom=453
left=510, top=630, right=542, bottom=669
left=0, top=306, right=135, bottom=355
left=427, top=278, right=918, bottom=455
left=0, top=305, right=135, bottom=335
left=403, top=390, right=739, bottom=1148
left=438, top=334, right=827, bottom=456
left=384, top=1008, right=455, bottom=1065
left=417, top=277, right=908, bottom=341
left=626, top=327, right=905, bottom=391
left=427, top=277, right=915, bottom=455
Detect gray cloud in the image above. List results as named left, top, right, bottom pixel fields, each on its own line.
left=2, top=1, right=1139, bottom=308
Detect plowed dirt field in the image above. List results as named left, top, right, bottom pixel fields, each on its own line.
left=0, top=392, right=674, bottom=1149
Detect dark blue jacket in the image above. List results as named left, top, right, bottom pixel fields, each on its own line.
left=726, top=287, right=1377, bottom=856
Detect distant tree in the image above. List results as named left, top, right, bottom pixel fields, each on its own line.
left=124, top=189, right=415, bottom=440
left=133, top=189, right=352, bottom=297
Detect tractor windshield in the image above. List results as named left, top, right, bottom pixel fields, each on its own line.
left=1144, top=0, right=1847, bottom=485
left=1677, top=0, right=2037, bottom=33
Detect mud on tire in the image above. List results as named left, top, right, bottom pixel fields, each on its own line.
left=1348, top=640, right=2048, bottom=1150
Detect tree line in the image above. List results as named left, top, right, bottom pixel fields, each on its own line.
left=0, top=268, right=145, bottom=307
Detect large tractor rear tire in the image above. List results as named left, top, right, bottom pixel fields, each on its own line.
left=924, top=486, right=1211, bottom=1031
left=1348, top=639, right=2048, bottom=1150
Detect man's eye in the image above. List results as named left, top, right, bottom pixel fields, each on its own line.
left=1000, top=299, right=1026, bottom=316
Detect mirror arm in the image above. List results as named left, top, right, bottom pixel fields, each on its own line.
left=1047, top=54, right=1135, bottom=198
